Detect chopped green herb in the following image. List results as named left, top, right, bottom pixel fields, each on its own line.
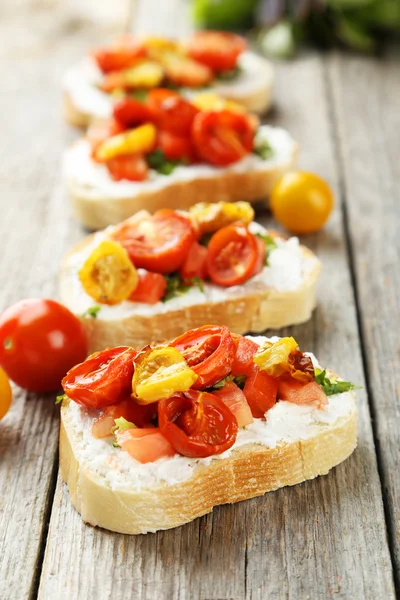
left=256, top=233, right=278, bottom=266
left=315, top=368, right=360, bottom=396
left=146, top=150, right=185, bottom=176
left=215, top=65, right=242, bottom=81
left=129, top=89, right=148, bottom=102
left=199, top=232, right=213, bottom=247
left=112, top=442, right=121, bottom=448
left=56, top=393, right=67, bottom=405
left=234, top=374, right=247, bottom=390
left=113, top=416, right=136, bottom=433
left=162, top=272, right=205, bottom=302
left=82, top=305, right=101, bottom=319
left=253, top=139, right=274, bottom=161
left=212, top=373, right=247, bottom=391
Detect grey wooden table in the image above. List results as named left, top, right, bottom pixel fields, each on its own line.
left=0, top=1, right=399, bottom=599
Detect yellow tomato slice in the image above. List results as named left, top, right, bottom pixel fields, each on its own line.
left=192, top=92, right=245, bottom=114
left=132, top=346, right=197, bottom=404
left=0, top=368, right=12, bottom=420
left=254, top=337, right=298, bottom=377
left=96, top=123, right=157, bottom=162
left=79, top=240, right=138, bottom=305
left=189, top=201, right=254, bottom=235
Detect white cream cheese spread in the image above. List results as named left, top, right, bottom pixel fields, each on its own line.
left=66, top=336, right=356, bottom=491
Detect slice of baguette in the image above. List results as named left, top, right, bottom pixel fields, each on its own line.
left=63, top=126, right=298, bottom=230
left=62, top=52, right=274, bottom=128
left=60, top=389, right=358, bottom=535
left=59, top=231, right=321, bottom=354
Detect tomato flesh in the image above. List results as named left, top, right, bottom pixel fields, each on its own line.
left=113, top=209, right=195, bottom=274
left=158, top=390, right=238, bottom=458
left=253, top=236, right=267, bottom=276
left=186, top=31, right=247, bottom=72
left=179, top=241, right=208, bottom=281
left=92, top=397, right=157, bottom=438
left=157, top=130, right=196, bottom=162
left=93, top=41, right=146, bottom=74
left=147, top=90, right=199, bottom=135
left=231, top=334, right=259, bottom=377
left=0, top=299, right=88, bottom=393
left=113, top=98, right=154, bottom=128
left=62, top=346, right=137, bottom=409
left=106, top=154, right=148, bottom=182
left=192, top=110, right=254, bottom=167
left=278, top=376, right=328, bottom=408
left=171, top=325, right=235, bottom=389
left=116, top=428, right=175, bottom=463
left=243, top=367, right=278, bottom=418
left=207, top=225, right=258, bottom=286
left=213, top=381, right=253, bottom=428
left=129, top=270, right=167, bottom=304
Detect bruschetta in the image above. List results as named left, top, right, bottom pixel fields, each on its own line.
left=63, top=31, right=274, bottom=128
left=59, top=329, right=358, bottom=534
left=63, top=89, right=297, bottom=229
left=59, top=202, right=321, bottom=353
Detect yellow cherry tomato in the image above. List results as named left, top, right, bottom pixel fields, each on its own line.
left=270, top=171, right=334, bottom=234
left=254, top=337, right=298, bottom=377
left=192, top=92, right=245, bottom=113
left=189, top=201, right=255, bottom=235
left=79, top=240, right=138, bottom=305
left=96, top=123, right=157, bottom=162
left=132, top=346, right=197, bottom=405
left=0, top=368, right=12, bottom=420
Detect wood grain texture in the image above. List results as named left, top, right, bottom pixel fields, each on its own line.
left=37, top=49, right=395, bottom=600
left=328, top=47, right=400, bottom=589
left=0, top=2, right=127, bottom=599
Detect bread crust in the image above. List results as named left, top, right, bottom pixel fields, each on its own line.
left=60, top=398, right=357, bottom=534
left=63, top=91, right=91, bottom=128
left=66, top=143, right=298, bottom=230
left=59, top=233, right=321, bottom=353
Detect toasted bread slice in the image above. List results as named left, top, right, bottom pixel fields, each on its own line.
left=62, top=52, right=274, bottom=128
left=60, top=357, right=357, bottom=535
left=63, top=126, right=298, bottom=230
left=59, top=226, right=321, bottom=353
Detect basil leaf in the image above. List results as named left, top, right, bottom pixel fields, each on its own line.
left=82, top=305, right=101, bottom=319
left=255, top=232, right=278, bottom=266
left=162, top=273, right=205, bottom=302
left=215, top=65, right=243, bottom=81
left=56, top=393, right=67, bottom=405
left=315, top=368, right=360, bottom=396
left=253, top=138, right=274, bottom=161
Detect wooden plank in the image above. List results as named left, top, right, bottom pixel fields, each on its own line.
left=37, top=51, right=395, bottom=599
left=0, top=4, right=126, bottom=599
left=328, top=47, right=400, bottom=590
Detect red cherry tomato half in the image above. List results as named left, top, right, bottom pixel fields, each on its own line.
left=243, top=367, right=277, bottom=419
left=158, top=389, right=238, bottom=458
left=179, top=241, right=208, bottom=281
left=213, top=381, right=253, bottom=428
left=129, top=270, right=167, bottom=304
left=0, top=299, right=87, bottom=393
left=113, top=209, right=196, bottom=274
left=147, top=89, right=199, bottom=135
left=171, top=325, right=235, bottom=389
left=92, top=40, right=146, bottom=74
left=207, top=225, right=259, bottom=286
left=186, top=31, right=247, bottom=72
left=62, top=346, right=137, bottom=409
left=113, top=98, right=155, bottom=128
left=278, top=376, right=327, bottom=408
left=157, top=130, right=196, bottom=162
left=253, top=236, right=267, bottom=276
left=92, top=397, right=157, bottom=438
left=192, top=110, right=254, bottom=167
left=231, top=334, right=259, bottom=377
left=106, top=154, right=149, bottom=182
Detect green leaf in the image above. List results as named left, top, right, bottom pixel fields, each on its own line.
left=255, top=233, right=278, bottom=266
left=82, top=305, right=101, bottom=319
left=113, top=416, right=136, bottom=433
left=146, top=150, right=185, bottom=176
left=215, top=65, right=243, bottom=81
left=336, top=15, right=375, bottom=51
left=129, top=89, right=148, bottom=102
left=315, top=368, right=360, bottom=396
left=253, top=138, right=274, bottom=161
left=56, top=393, right=67, bottom=405
left=162, top=273, right=205, bottom=302
left=212, top=374, right=234, bottom=390
left=199, top=232, right=213, bottom=247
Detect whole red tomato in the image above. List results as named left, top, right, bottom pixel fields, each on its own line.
left=0, top=299, right=88, bottom=393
